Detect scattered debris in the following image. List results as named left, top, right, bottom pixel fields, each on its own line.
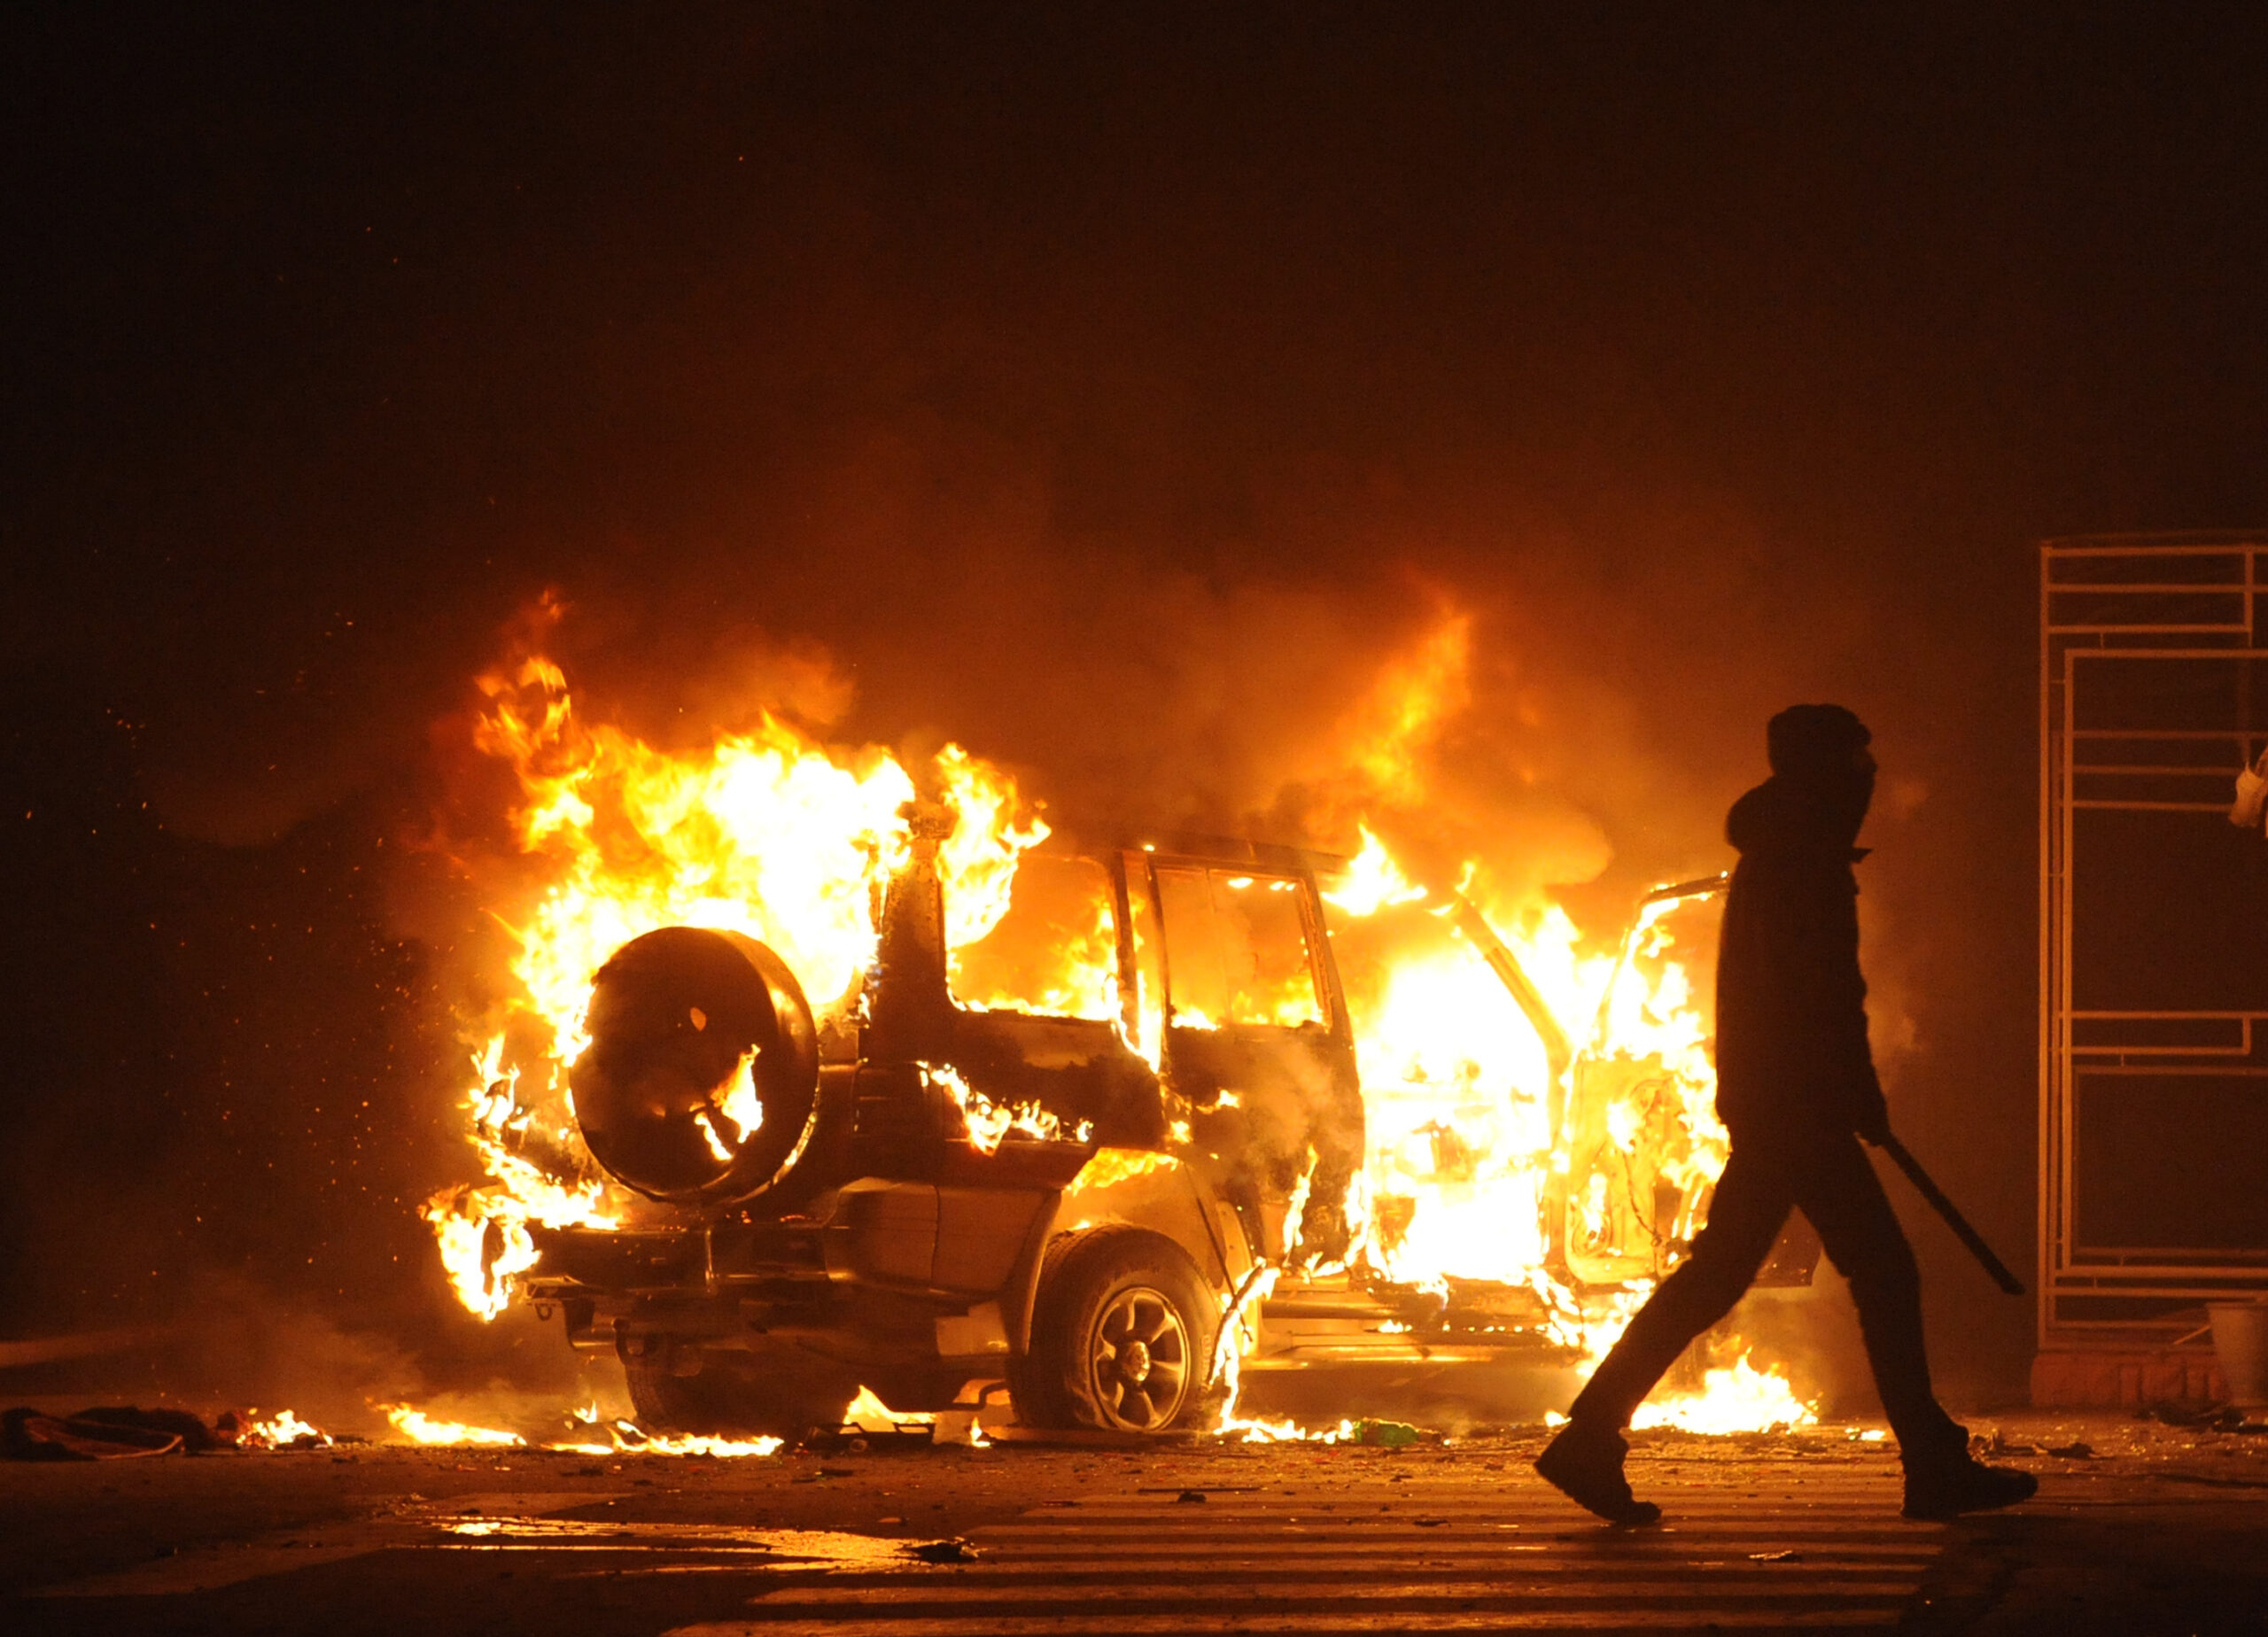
left=4, top=1409, right=176, bottom=1461
left=2, top=1406, right=229, bottom=1461
left=909, top=1538, right=978, bottom=1563
left=74, top=1406, right=221, bottom=1451
left=2140, top=1402, right=2264, bottom=1433
left=2140, top=1401, right=2227, bottom=1428
left=804, top=1424, right=933, bottom=1455
left=1355, top=1418, right=1425, bottom=1447
left=1138, top=1485, right=1257, bottom=1493
left=1977, top=1428, right=2040, bottom=1456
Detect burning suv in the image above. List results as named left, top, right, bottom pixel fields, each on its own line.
left=497, top=799, right=1812, bottom=1440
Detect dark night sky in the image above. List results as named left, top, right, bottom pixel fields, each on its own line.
left=6, top=4, right=2267, bottom=1408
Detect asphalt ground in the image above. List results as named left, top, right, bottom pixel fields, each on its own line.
left=2, top=1413, right=2264, bottom=1635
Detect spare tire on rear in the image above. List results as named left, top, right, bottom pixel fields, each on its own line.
left=571, top=927, right=819, bottom=1203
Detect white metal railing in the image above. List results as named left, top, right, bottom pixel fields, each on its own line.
left=2041, top=533, right=2268, bottom=1346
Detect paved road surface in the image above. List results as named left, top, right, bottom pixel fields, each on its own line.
left=5, top=1416, right=2265, bottom=1634
left=672, top=1462, right=1943, bottom=1633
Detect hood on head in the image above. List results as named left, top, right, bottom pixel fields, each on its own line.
left=1767, top=703, right=1870, bottom=778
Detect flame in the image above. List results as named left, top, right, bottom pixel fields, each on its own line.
left=473, top=652, right=918, bottom=1035
left=1075, top=1148, right=1176, bottom=1189
left=843, top=1385, right=935, bottom=1432
left=1342, top=932, right=1556, bottom=1284
left=1332, top=866, right=1723, bottom=1293
left=557, top=1401, right=781, bottom=1457
left=237, top=1409, right=332, bottom=1449
left=384, top=1400, right=786, bottom=1457
left=1322, top=834, right=1811, bottom=1433
left=605, top=1423, right=782, bottom=1458
left=933, top=1411, right=992, bottom=1448
left=423, top=1037, right=623, bottom=1322
left=925, top=1062, right=1092, bottom=1155
left=1630, top=1351, right=1819, bottom=1434
left=384, top=1405, right=526, bottom=1447
left=951, top=862, right=1121, bottom=1021
left=424, top=640, right=1069, bottom=1318
left=1222, top=1414, right=1359, bottom=1444
left=1207, top=1264, right=1279, bottom=1434
left=932, top=745, right=1051, bottom=951
left=1319, top=824, right=1428, bottom=917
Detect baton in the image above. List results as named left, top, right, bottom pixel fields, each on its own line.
left=1876, top=1135, right=2026, bottom=1296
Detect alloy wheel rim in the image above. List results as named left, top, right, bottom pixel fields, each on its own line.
left=1088, top=1285, right=1190, bottom=1431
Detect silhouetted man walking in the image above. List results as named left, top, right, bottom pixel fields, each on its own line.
left=1537, top=705, right=2035, bottom=1524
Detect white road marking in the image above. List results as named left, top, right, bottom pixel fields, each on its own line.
left=659, top=1465, right=1946, bottom=1636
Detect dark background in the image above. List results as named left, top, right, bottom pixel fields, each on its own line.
left=6, top=3, right=2267, bottom=1414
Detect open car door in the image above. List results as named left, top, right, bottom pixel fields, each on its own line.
left=1550, top=875, right=1821, bottom=1291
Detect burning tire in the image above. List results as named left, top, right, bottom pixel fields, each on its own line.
left=571, top=927, right=821, bottom=1203
left=622, top=1344, right=853, bottom=1442
left=1014, top=1226, right=1218, bottom=1434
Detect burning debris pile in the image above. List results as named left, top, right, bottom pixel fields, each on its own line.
left=402, top=608, right=1818, bottom=1445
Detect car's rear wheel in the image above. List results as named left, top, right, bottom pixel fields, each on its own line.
left=1014, top=1226, right=1219, bottom=1434
left=622, top=1344, right=853, bottom=1443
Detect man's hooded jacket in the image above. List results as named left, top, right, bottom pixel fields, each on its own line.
left=1713, top=758, right=1890, bottom=1142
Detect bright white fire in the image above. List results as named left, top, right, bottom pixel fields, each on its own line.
left=1632, top=1353, right=1818, bottom=1434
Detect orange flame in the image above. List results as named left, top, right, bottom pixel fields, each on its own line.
left=384, top=1405, right=524, bottom=1447
left=1631, top=1351, right=1818, bottom=1434
left=237, top=1409, right=332, bottom=1449
left=423, top=1036, right=623, bottom=1322
left=925, top=1062, right=1091, bottom=1154
left=424, top=644, right=1068, bottom=1320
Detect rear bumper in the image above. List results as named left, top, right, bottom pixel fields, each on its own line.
left=525, top=1222, right=830, bottom=1300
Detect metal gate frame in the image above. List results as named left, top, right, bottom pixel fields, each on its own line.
left=2040, top=531, right=2268, bottom=1346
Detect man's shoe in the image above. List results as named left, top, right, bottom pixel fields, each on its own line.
left=1534, top=1421, right=1662, bottom=1525
left=1901, top=1456, right=2038, bottom=1520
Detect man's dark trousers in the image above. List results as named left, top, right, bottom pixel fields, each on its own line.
left=1567, top=1123, right=1966, bottom=1461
